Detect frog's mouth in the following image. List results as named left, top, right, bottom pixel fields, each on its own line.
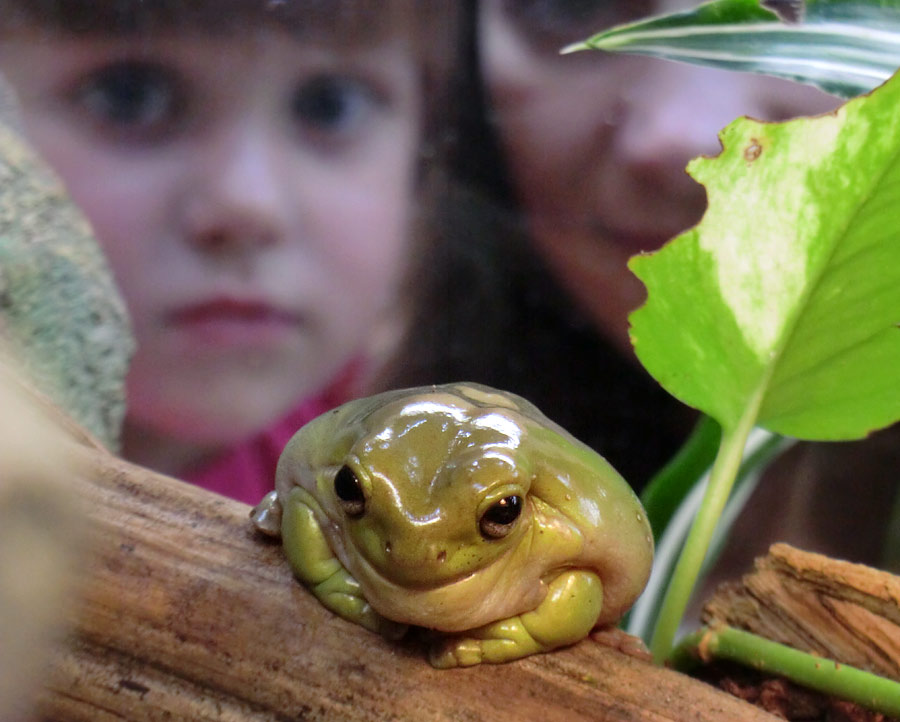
left=335, top=524, right=511, bottom=590
left=354, top=539, right=494, bottom=590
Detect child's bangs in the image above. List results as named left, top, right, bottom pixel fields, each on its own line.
left=0, top=0, right=411, bottom=43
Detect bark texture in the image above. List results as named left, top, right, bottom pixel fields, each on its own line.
left=703, top=543, right=900, bottom=682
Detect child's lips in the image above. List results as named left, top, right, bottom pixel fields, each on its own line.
left=166, top=298, right=304, bottom=348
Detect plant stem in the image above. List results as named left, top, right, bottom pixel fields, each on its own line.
left=648, top=396, right=761, bottom=663
left=626, top=428, right=789, bottom=641
left=701, top=431, right=792, bottom=575
left=672, top=625, right=900, bottom=718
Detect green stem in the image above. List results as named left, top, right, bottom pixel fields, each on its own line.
left=701, top=431, right=792, bottom=575
left=649, top=395, right=761, bottom=663
left=672, top=626, right=900, bottom=718
left=626, top=428, right=787, bottom=641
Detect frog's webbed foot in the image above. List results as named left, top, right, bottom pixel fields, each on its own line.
left=429, top=569, right=603, bottom=668
left=591, top=626, right=651, bottom=661
left=282, top=487, right=408, bottom=641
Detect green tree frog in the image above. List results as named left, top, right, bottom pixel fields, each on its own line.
left=251, top=383, right=653, bottom=668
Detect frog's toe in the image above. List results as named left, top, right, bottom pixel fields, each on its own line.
left=428, top=637, right=484, bottom=668
left=430, top=629, right=546, bottom=667
left=250, top=490, right=282, bottom=537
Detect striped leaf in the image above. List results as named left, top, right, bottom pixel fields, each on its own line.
left=565, top=0, right=900, bottom=98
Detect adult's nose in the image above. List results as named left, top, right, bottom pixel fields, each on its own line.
left=614, top=60, right=764, bottom=196
left=182, top=120, right=291, bottom=253
left=613, top=58, right=836, bottom=195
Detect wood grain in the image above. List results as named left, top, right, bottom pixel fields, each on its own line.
left=703, top=543, right=900, bottom=682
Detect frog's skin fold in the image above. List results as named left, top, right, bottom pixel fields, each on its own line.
left=251, top=382, right=654, bottom=667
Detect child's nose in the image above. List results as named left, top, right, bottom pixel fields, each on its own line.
left=184, top=124, right=290, bottom=252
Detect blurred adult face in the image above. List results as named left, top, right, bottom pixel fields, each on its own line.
left=481, top=0, right=840, bottom=353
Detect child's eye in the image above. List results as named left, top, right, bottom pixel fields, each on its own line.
left=72, top=61, right=184, bottom=139
left=290, top=74, right=380, bottom=139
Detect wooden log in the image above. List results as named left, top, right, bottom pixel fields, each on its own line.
left=703, top=543, right=900, bottom=682
left=31, top=418, right=779, bottom=721
left=0, top=366, right=87, bottom=722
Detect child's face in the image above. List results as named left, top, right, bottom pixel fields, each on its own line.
left=1, top=29, right=421, bottom=444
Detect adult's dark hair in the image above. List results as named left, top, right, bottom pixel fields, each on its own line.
left=383, top=0, right=694, bottom=490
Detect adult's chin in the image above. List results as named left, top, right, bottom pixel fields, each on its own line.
left=530, top=225, right=647, bottom=358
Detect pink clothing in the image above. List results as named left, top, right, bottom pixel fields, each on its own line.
left=185, top=366, right=360, bottom=505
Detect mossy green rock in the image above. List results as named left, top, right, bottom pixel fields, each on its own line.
left=0, top=122, right=133, bottom=450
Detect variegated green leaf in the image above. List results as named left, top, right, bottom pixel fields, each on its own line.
left=565, top=0, right=900, bottom=98
left=630, top=69, right=900, bottom=440
left=632, top=62, right=900, bottom=661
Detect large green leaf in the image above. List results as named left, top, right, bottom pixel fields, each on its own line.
left=565, top=0, right=900, bottom=98
left=637, top=67, right=900, bottom=662
left=629, top=69, right=900, bottom=441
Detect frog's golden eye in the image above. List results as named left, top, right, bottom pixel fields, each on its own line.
left=334, top=465, right=365, bottom=518
left=479, top=495, right=522, bottom=539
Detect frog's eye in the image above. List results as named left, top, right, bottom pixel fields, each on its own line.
left=334, top=465, right=365, bottom=518
left=479, top=495, right=522, bottom=539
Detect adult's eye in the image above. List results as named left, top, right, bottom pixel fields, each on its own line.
left=502, top=0, right=654, bottom=49
left=291, top=74, right=379, bottom=139
left=73, top=60, right=183, bottom=138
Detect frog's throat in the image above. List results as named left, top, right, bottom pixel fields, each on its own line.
left=350, top=548, right=545, bottom=632
left=333, top=515, right=584, bottom=633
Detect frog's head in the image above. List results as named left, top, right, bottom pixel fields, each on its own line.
left=287, top=385, right=539, bottom=589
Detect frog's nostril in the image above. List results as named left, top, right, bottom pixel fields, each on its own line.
left=436, top=550, right=447, bottom=564
left=384, top=540, right=392, bottom=555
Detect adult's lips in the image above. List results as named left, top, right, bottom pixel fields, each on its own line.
left=589, top=216, right=693, bottom=257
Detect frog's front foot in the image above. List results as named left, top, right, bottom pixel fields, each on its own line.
left=429, top=569, right=603, bottom=668
left=282, top=487, right=408, bottom=641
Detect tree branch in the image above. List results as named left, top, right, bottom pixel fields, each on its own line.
left=35, top=416, right=779, bottom=721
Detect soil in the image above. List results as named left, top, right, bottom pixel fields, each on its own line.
left=699, top=662, right=898, bottom=722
